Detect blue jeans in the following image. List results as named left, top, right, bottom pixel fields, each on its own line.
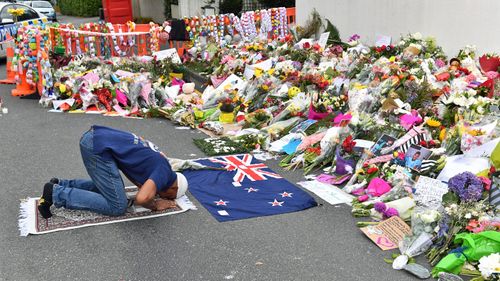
left=52, top=129, right=128, bottom=216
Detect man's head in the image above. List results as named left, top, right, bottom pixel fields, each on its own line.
left=158, top=173, right=188, bottom=200
left=386, top=139, right=394, bottom=146
left=412, top=151, right=421, bottom=160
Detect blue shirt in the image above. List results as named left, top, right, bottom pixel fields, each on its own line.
left=405, top=156, right=422, bottom=170
left=92, top=125, right=177, bottom=192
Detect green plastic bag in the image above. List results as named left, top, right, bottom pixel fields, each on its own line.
left=432, top=231, right=500, bottom=277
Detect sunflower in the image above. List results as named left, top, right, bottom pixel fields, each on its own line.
left=426, top=118, right=442, bottom=127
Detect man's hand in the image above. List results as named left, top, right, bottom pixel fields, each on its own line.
left=154, top=198, right=177, bottom=211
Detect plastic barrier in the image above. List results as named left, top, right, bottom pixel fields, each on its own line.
left=11, top=70, right=36, bottom=97
left=168, top=40, right=187, bottom=56
left=0, top=34, right=16, bottom=84
left=48, top=23, right=153, bottom=59
left=286, top=7, right=296, bottom=24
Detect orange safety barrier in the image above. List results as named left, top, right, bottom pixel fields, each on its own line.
left=0, top=34, right=17, bottom=84
left=49, top=23, right=153, bottom=59
left=12, top=71, right=36, bottom=97
left=168, top=40, right=188, bottom=56
left=286, top=7, right=296, bottom=24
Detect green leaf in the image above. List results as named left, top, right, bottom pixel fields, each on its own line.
left=384, top=258, right=394, bottom=264
left=324, top=19, right=342, bottom=44
left=442, top=191, right=459, bottom=205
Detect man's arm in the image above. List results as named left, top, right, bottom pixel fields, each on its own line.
left=135, top=179, right=158, bottom=209
left=135, top=179, right=177, bottom=211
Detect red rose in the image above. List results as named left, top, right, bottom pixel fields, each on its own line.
left=303, top=42, right=311, bottom=49
left=367, top=167, right=378, bottom=174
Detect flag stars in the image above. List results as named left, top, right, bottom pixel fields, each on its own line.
left=244, top=187, right=259, bottom=193
left=279, top=191, right=293, bottom=198
left=268, top=199, right=284, bottom=207
left=214, top=199, right=229, bottom=206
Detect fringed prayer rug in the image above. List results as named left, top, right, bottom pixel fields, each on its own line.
left=19, top=186, right=196, bottom=236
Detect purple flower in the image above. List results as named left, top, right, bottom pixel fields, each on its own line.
left=349, top=34, right=360, bottom=42
left=374, top=202, right=387, bottom=213
left=448, top=172, right=484, bottom=202
left=291, top=61, right=302, bottom=70
left=383, top=208, right=399, bottom=218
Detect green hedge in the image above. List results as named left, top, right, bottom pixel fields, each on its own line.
left=59, top=0, right=102, bottom=17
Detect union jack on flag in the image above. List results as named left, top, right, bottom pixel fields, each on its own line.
left=183, top=154, right=317, bottom=222
left=210, top=154, right=282, bottom=186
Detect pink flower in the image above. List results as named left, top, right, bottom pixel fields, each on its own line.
left=399, top=110, right=422, bottom=130
left=465, top=74, right=477, bottom=83
left=486, top=71, right=499, bottom=80
left=351, top=188, right=365, bottom=196
left=333, top=113, right=352, bottom=126
left=221, top=55, right=235, bottom=64
left=358, top=195, right=369, bottom=202
left=435, top=59, right=446, bottom=68
left=479, top=176, right=491, bottom=191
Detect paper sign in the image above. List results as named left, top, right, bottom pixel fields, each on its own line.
left=298, top=180, right=354, bottom=205
left=52, top=99, right=75, bottom=110
left=294, top=38, right=314, bottom=49
left=153, top=48, right=181, bottom=64
left=244, top=59, right=273, bottom=79
left=375, top=35, right=392, bottom=47
left=361, top=216, right=412, bottom=250
left=413, top=176, right=449, bottom=209
left=243, top=66, right=255, bottom=80
left=317, top=32, right=330, bottom=49
left=215, top=74, right=247, bottom=95
left=437, top=155, right=490, bottom=182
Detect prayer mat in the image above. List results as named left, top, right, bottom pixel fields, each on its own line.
left=19, top=186, right=196, bottom=236
left=183, top=154, right=317, bottom=222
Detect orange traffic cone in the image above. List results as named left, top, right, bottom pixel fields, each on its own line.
left=0, top=34, right=16, bottom=84
left=11, top=70, right=36, bottom=97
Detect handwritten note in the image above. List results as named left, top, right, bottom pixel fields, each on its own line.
left=414, top=176, right=449, bottom=209
left=361, top=216, right=411, bottom=250
left=317, top=32, right=330, bottom=49
left=153, top=48, right=181, bottom=64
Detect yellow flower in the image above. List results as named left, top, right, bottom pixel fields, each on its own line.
left=426, top=118, right=441, bottom=127
left=439, top=128, right=446, bottom=141
left=261, top=84, right=269, bottom=91
left=468, top=129, right=484, bottom=137
left=8, top=8, right=25, bottom=17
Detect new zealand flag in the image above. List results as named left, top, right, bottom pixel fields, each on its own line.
left=183, top=154, right=317, bottom=222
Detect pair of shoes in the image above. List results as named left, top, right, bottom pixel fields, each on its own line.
left=37, top=182, right=54, bottom=219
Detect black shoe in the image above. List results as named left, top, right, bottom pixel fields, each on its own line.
left=49, top=178, right=59, bottom=185
left=38, top=183, right=54, bottom=219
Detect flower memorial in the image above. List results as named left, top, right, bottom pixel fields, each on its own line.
left=6, top=8, right=500, bottom=281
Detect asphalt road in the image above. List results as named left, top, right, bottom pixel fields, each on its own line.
left=0, top=63, right=428, bottom=280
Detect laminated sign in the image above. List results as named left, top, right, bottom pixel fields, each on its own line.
left=361, top=216, right=412, bottom=250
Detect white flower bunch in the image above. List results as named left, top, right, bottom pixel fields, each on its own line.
left=478, top=253, right=500, bottom=279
